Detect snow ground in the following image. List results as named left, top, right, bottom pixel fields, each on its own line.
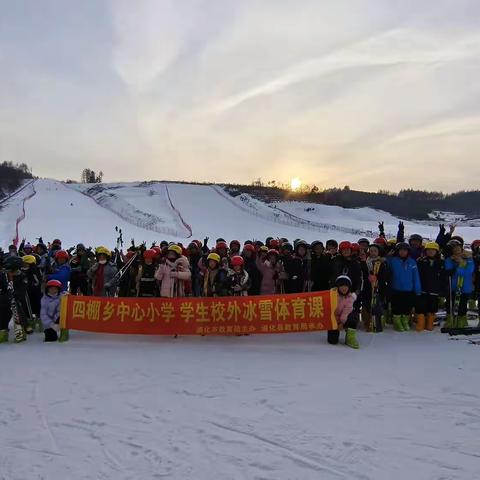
left=1, top=330, right=479, bottom=480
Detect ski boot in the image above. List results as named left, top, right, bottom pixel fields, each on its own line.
left=25, top=321, right=34, bottom=335
left=457, top=316, right=469, bottom=328
left=58, top=329, right=69, bottom=342
left=0, top=330, right=8, bottom=343
left=345, top=328, right=359, bottom=349
left=444, top=315, right=454, bottom=329
left=13, top=324, right=26, bottom=343
left=393, top=315, right=405, bottom=332
left=425, top=314, right=435, bottom=331
left=402, top=316, right=411, bottom=331
left=415, top=314, right=426, bottom=332
left=44, top=328, right=58, bottom=342
left=327, top=329, right=340, bottom=345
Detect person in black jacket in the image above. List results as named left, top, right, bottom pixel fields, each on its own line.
left=281, top=243, right=304, bottom=294
left=242, top=244, right=261, bottom=296
left=310, top=241, right=331, bottom=292
left=330, top=241, right=362, bottom=294
left=416, top=242, right=446, bottom=331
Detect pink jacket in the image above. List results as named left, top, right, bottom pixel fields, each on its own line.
left=335, top=292, right=357, bottom=326
left=155, top=256, right=191, bottom=297
left=256, top=257, right=287, bottom=295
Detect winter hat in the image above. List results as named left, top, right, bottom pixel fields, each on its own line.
left=335, top=275, right=352, bottom=289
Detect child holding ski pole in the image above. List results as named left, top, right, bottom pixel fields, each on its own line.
left=444, top=239, right=474, bottom=328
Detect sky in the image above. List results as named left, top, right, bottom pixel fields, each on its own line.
left=1, top=0, right=480, bottom=193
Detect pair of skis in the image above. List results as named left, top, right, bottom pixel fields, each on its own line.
left=370, top=261, right=383, bottom=332
left=5, top=273, right=26, bottom=343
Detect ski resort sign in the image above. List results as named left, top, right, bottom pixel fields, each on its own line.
left=60, top=291, right=338, bottom=337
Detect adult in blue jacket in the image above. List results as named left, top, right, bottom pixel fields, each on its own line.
left=47, top=250, right=71, bottom=292
left=444, top=239, right=474, bottom=328
left=387, top=242, right=421, bottom=332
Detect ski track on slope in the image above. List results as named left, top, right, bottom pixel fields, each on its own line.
left=1, top=331, right=479, bottom=480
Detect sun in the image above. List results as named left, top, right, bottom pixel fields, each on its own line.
left=290, top=177, right=302, bottom=191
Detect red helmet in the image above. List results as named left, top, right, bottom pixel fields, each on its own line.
left=338, top=241, right=352, bottom=252
left=243, top=244, right=255, bottom=253
left=231, top=255, right=244, bottom=267
left=269, top=239, right=280, bottom=249
left=267, top=249, right=279, bottom=257
left=152, top=246, right=162, bottom=256
left=350, top=243, right=360, bottom=253
left=216, top=241, right=228, bottom=250
left=373, top=237, right=387, bottom=246
left=143, top=249, right=157, bottom=259
left=55, top=250, right=69, bottom=261
left=46, top=279, right=62, bottom=289
left=471, top=240, right=480, bottom=251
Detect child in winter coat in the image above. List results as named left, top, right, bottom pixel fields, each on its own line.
left=363, top=243, right=388, bottom=332
left=88, top=247, right=118, bottom=297
left=228, top=256, right=250, bottom=296
left=328, top=276, right=359, bottom=349
left=444, top=239, right=474, bottom=328
left=387, top=242, right=421, bottom=332
left=202, top=253, right=230, bottom=297
left=41, top=279, right=64, bottom=342
left=137, top=249, right=158, bottom=297
left=155, top=245, right=191, bottom=297
left=256, top=249, right=287, bottom=295
left=416, top=242, right=446, bottom=331
left=48, top=250, right=71, bottom=291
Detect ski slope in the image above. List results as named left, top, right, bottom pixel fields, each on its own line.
left=1, top=330, right=479, bottom=480
left=2, top=178, right=480, bottom=250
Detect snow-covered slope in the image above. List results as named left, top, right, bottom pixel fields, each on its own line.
left=2, top=178, right=480, bottom=249
left=2, top=329, right=480, bottom=480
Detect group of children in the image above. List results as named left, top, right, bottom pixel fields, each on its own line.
left=0, top=222, right=479, bottom=348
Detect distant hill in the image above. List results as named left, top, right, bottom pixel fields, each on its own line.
left=223, top=184, right=480, bottom=221
left=0, top=162, right=33, bottom=199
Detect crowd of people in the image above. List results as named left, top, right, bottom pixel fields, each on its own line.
left=0, top=222, right=479, bottom=348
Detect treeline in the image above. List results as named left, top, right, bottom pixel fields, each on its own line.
left=0, top=162, right=34, bottom=199
left=224, top=184, right=480, bottom=220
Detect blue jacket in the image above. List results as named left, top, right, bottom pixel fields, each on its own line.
left=444, top=256, right=474, bottom=294
left=387, top=256, right=421, bottom=295
left=48, top=264, right=71, bottom=291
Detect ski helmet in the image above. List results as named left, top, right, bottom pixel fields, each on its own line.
left=373, top=237, right=387, bottom=246
left=424, top=242, right=440, bottom=252
left=351, top=243, right=360, bottom=253
left=207, top=253, right=221, bottom=263
left=95, top=246, right=111, bottom=257
left=335, top=275, right=352, bottom=288
left=52, top=239, right=62, bottom=246
left=267, top=249, right=279, bottom=258
left=231, top=255, right=244, bottom=267
left=409, top=234, right=423, bottom=243
left=259, top=246, right=269, bottom=253
left=55, top=250, right=69, bottom=261
left=338, top=241, right=352, bottom=252
left=216, top=241, right=228, bottom=250
left=281, top=242, right=294, bottom=253
left=357, top=238, right=369, bottom=246
left=4, top=256, right=23, bottom=271
left=46, top=279, right=63, bottom=289
left=451, top=235, right=464, bottom=246
left=396, top=242, right=410, bottom=252
left=143, top=249, right=157, bottom=260
left=167, top=245, right=182, bottom=256
left=471, top=240, right=480, bottom=251
left=242, top=244, right=255, bottom=253
left=447, top=239, right=462, bottom=249
left=22, top=255, right=37, bottom=265
left=23, top=242, right=33, bottom=251
left=76, top=243, right=86, bottom=252
left=326, top=239, right=338, bottom=249
left=229, top=240, right=241, bottom=249
left=310, top=240, right=324, bottom=250
left=269, top=239, right=280, bottom=249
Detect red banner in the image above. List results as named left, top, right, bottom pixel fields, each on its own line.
left=61, top=290, right=338, bottom=336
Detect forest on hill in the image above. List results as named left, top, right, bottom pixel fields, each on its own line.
left=0, top=162, right=33, bottom=199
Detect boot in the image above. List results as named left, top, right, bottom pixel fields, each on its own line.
left=327, top=330, right=340, bottom=345
left=425, top=313, right=435, bottom=331
left=457, top=316, right=469, bottom=328
left=393, top=315, right=405, bottom=332
left=362, top=311, right=373, bottom=332
left=374, top=315, right=384, bottom=333
left=0, top=330, right=8, bottom=343
left=402, top=316, right=410, bottom=332
left=445, top=315, right=454, bottom=329
left=345, top=328, right=359, bottom=349
left=415, top=314, right=426, bottom=332
left=13, top=324, right=26, bottom=343
left=44, top=328, right=58, bottom=342
left=58, top=329, right=70, bottom=343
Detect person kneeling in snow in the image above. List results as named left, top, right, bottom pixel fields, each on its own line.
left=328, top=276, right=359, bottom=349
left=41, top=280, right=64, bottom=342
